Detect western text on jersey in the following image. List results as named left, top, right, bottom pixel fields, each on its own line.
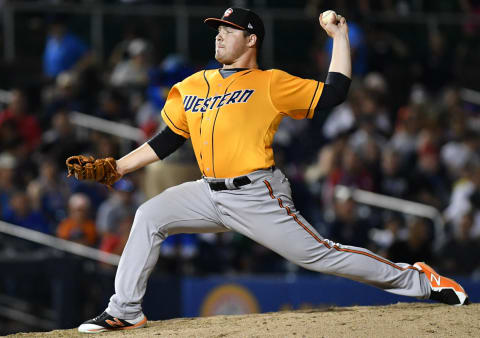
left=183, top=89, right=255, bottom=113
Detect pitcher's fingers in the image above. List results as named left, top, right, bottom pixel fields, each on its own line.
left=319, top=13, right=326, bottom=28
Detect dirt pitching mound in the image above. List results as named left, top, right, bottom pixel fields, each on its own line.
left=9, top=303, right=479, bottom=337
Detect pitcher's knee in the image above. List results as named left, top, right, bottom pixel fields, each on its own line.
left=133, top=202, right=170, bottom=237
left=282, top=245, right=335, bottom=274
left=284, top=251, right=324, bottom=269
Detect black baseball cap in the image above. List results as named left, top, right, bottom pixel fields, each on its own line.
left=204, top=8, right=265, bottom=44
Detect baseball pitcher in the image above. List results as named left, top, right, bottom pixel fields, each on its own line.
left=69, top=7, right=469, bottom=333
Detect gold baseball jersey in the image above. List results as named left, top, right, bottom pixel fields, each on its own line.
left=161, top=69, right=324, bottom=178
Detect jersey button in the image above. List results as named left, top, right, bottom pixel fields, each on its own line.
left=206, top=168, right=210, bottom=171
left=204, top=141, right=208, bottom=145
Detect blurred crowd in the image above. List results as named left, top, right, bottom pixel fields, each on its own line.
left=1, top=1, right=480, bottom=279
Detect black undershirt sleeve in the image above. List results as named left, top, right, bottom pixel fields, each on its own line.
left=147, top=126, right=187, bottom=160
left=315, top=72, right=351, bottom=112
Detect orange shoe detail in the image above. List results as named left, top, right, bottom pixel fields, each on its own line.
left=414, top=262, right=469, bottom=305
left=108, top=317, right=128, bottom=327
left=120, top=316, right=147, bottom=330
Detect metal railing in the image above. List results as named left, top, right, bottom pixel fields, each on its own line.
left=0, top=220, right=120, bottom=266
left=334, top=185, right=446, bottom=251
left=70, top=111, right=144, bottom=142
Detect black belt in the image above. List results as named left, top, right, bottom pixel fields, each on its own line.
left=208, top=176, right=252, bottom=191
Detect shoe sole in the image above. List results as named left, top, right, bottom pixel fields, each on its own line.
left=78, top=317, right=147, bottom=333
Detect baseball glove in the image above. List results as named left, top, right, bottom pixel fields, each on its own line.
left=66, top=155, right=120, bottom=188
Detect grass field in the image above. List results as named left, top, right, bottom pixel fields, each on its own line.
left=8, top=302, right=479, bottom=337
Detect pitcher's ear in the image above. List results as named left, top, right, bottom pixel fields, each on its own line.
left=247, top=34, right=257, bottom=48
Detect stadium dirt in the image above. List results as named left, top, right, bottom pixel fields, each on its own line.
left=9, top=303, right=479, bottom=337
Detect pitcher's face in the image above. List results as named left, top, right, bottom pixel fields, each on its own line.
left=215, top=25, right=249, bottom=65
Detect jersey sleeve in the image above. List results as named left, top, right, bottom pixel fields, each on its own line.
left=161, top=84, right=190, bottom=139
left=269, top=69, right=324, bottom=119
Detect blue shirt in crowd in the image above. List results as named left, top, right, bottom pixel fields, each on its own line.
left=325, top=21, right=367, bottom=76
left=43, top=32, right=88, bottom=77
left=2, top=208, right=51, bottom=234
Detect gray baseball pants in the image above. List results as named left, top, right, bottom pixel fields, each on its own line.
left=107, top=168, right=430, bottom=319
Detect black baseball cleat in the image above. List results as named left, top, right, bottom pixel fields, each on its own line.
left=414, top=262, right=471, bottom=306
left=78, top=311, right=147, bottom=333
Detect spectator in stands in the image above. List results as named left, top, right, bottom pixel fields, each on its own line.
left=387, top=217, right=433, bottom=265
left=110, top=38, right=151, bottom=88
left=95, top=89, right=132, bottom=123
left=29, top=160, right=71, bottom=225
left=421, top=30, right=453, bottom=93
left=195, top=233, right=237, bottom=274
left=0, top=152, right=17, bottom=217
left=96, top=178, right=139, bottom=235
left=441, top=128, right=479, bottom=180
left=438, top=211, right=480, bottom=275
left=2, top=190, right=50, bottom=234
left=349, top=93, right=388, bottom=149
left=357, top=136, right=382, bottom=188
left=305, top=133, right=348, bottom=185
left=0, top=89, right=42, bottom=152
left=444, top=159, right=480, bottom=239
left=409, top=129, right=451, bottom=208
left=57, top=193, right=97, bottom=246
left=40, top=107, right=90, bottom=169
left=322, top=84, right=390, bottom=144
left=304, top=133, right=350, bottom=216
left=43, top=71, right=86, bottom=126
left=99, top=213, right=134, bottom=256
left=107, top=24, right=143, bottom=70
left=328, top=191, right=372, bottom=247
left=159, top=233, right=198, bottom=275
left=379, top=147, right=409, bottom=198
left=324, top=146, right=375, bottom=193
left=369, top=212, right=408, bottom=257
left=43, top=14, right=93, bottom=79
left=91, top=134, right=121, bottom=160
left=389, top=88, right=426, bottom=161
left=196, top=232, right=284, bottom=275
left=0, top=118, right=22, bottom=153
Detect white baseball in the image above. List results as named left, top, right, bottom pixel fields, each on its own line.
left=321, top=10, right=337, bottom=25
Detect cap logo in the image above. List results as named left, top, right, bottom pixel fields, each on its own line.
left=223, top=8, right=233, bottom=17
left=248, top=23, right=253, bottom=29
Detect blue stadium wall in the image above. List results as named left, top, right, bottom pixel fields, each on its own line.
left=181, top=276, right=480, bottom=317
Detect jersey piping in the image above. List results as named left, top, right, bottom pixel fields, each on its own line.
left=211, top=70, right=254, bottom=177
left=307, top=81, right=320, bottom=119
left=163, top=109, right=190, bottom=136
left=200, top=70, right=211, bottom=176
left=263, top=179, right=422, bottom=273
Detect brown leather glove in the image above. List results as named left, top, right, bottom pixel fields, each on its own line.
left=66, top=155, right=120, bottom=188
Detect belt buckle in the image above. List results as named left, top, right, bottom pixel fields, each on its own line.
left=208, top=176, right=251, bottom=191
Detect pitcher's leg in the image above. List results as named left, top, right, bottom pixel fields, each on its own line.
left=107, top=180, right=227, bottom=319
left=217, top=170, right=430, bottom=299
left=244, top=212, right=429, bottom=297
